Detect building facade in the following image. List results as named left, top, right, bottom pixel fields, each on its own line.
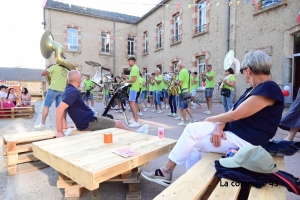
left=44, top=0, right=300, bottom=102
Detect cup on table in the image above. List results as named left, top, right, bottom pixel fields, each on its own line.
left=158, top=127, right=164, bottom=144
left=104, top=133, right=113, bottom=143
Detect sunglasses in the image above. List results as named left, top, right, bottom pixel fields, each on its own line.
left=240, top=66, right=251, bottom=74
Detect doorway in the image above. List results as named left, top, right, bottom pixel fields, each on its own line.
left=293, top=33, right=300, bottom=100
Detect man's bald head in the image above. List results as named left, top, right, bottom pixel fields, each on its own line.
left=68, top=70, right=82, bottom=88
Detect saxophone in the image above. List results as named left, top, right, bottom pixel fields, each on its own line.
left=40, top=31, right=76, bottom=84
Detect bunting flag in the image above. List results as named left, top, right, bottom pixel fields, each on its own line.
left=188, top=4, right=192, bottom=9
left=297, top=12, right=300, bottom=23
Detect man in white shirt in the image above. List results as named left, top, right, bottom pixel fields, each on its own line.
left=0, top=85, right=8, bottom=109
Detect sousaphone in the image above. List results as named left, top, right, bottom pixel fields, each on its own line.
left=223, top=50, right=240, bottom=75
left=40, top=31, right=76, bottom=84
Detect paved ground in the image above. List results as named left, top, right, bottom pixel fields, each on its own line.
left=1, top=100, right=299, bottom=200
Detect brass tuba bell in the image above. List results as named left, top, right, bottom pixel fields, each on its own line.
left=40, top=31, right=76, bottom=84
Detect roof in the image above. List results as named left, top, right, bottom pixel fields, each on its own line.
left=0, top=67, right=45, bottom=82
left=45, top=0, right=140, bottom=24
left=136, top=0, right=169, bottom=23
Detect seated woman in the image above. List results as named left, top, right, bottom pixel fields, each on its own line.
left=6, top=88, right=17, bottom=105
left=20, top=87, right=31, bottom=106
left=141, top=50, right=284, bottom=187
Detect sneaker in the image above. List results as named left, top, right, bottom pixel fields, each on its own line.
left=165, top=105, right=169, bottom=109
left=143, top=108, right=147, bottom=112
left=94, top=112, right=99, bottom=117
left=157, top=110, right=163, bottom=114
left=34, top=123, right=45, bottom=130
left=148, top=105, right=151, bottom=108
left=141, top=168, right=172, bottom=187
left=177, top=121, right=189, bottom=126
left=190, top=118, right=197, bottom=123
left=167, top=113, right=173, bottom=116
left=91, top=108, right=95, bottom=112
left=128, top=121, right=140, bottom=128
left=142, top=105, right=145, bottom=108
left=172, top=113, right=177, bottom=117
left=138, top=112, right=143, bottom=117
left=118, top=110, right=123, bottom=113
left=174, top=116, right=182, bottom=120
left=192, top=106, right=196, bottom=109
left=162, top=105, right=166, bottom=109
left=152, top=109, right=157, bottom=112
left=115, top=109, right=120, bottom=113
left=137, top=124, right=149, bottom=134
left=203, top=110, right=208, bottom=114
left=128, top=118, right=137, bottom=124
left=206, top=111, right=211, bottom=115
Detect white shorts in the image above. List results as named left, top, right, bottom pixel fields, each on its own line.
left=191, top=89, right=196, bottom=97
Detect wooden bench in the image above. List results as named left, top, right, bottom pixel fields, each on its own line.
left=0, top=105, right=35, bottom=118
left=2, top=129, right=90, bottom=175
left=154, top=153, right=286, bottom=200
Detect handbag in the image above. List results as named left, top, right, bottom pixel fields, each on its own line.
left=221, top=88, right=231, bottom=97
left=180, top=71, right=191, bottom=100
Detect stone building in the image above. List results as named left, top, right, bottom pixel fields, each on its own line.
left=0, top=67, right=46, bottom=100
left=43, top=0, right=300, bottom=103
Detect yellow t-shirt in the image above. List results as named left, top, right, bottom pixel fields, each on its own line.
left=47, top=64, right=68, bottom=92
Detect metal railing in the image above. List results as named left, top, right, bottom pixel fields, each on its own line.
left=156, top=43, right=162, bottom=49
left=171, top=35, right=180, bottom=43
left=196, top=24, right=206, bottom=34
left=261, top=0, right=281, bottom=9
left=143, top=48, right=148, bottom=54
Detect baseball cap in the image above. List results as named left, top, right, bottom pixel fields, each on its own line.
left=219, top=145, right=279, bottom=174
left=0, top=85, right=8, bottom=90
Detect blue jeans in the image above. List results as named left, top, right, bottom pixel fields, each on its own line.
left=154, top=90, right=162, bottom=105
left=129, top=90, right=138, bottom=102
left=44, top=89, right=63, bottom=107
left=168, top=94, right=177, bottom=114
left=222, top=90, right=235, bottom=112
left=178, top=94, right=188, bottom=109
left=162, top=89, right=168, bottom=98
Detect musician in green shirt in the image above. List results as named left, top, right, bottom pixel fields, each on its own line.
left=201, top=64, right=215, bottom=115
left=191, top=72, right=199, bottom=109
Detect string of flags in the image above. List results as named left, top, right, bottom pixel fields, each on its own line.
left=43, top=0, right=263, bottom=9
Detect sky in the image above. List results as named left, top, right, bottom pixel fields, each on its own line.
left=0, top=0, right=160, bottom=69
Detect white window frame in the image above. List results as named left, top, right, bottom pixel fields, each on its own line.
left=197, top=1, right=207, bottom=33
left=174, top=15, right=180, bottom=42
left=173, top=62, right=178, bottom=70
left=144, top=32, right=148, bottom=54
left=128, top=37, right=134, bottom=56
left=157, top=24, right=162, bottom=49
left=67, top=28, right=78, bottom=51
left=197, top=57, right=206, bottom=86
left=101, top=33, right=110, bottom=54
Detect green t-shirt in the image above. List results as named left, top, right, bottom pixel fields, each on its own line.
left=154, top=75, right=163, bottom=91
left=179, top=68, right=189, bottom=92
left=223, top=75, right=236, bottom=91
left=47, top=64, right=68, bottom=92
left=149, top=80, right=155, bottom=92
left=176, top=75, right=181, bottom=94
left=161, top=76, right=168, bottom=90
left=192, top=76, right=199, bottom=89
left=83, top=79, right=94, bottom=94
left=205, top=70, right=215, bottom=89
left=140, top=78, right=146, bottom=91
left=129, top=64, right=140, bottom=91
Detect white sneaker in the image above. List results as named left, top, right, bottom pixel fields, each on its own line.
left=152, top=109, right=157, bottom=112
left=166, top=105, right=169, bottom=109
left=174, top=116, right=182, bottom=120
left=142, top=105, right=145, bottom=108
left=177, top=121, right=189, bottom=126
left=34, top=123, right=45, bottom=130
left=190, top=118, right=197, bottom=123
left=128, top=121, right=140, bottom=128
left=167, top=113, right=173, bottom=116
left=138, top=112, right=143, bottom=117
left=148, top=105, right=151, bottom=108
left=94, top=112, right=99, bottom=117
left=157, top=110, right=163, bottom=114
left=203, top=110, right=208, bottom=114
left=118, top=110, right=123, bottom=113
left=129, top=118, right=136, bottom=124
left=162, top=105, right=166, bottom=109
left=206, top=111, right=211, bottom=115
left=91, top=108, right=95, bottom=112
left=143, top=108, right=147, bottom=112
left=137, top=124, right=149, bottom=134
left=172, top=113, right=177, bottom=117
left=192, top=106, right=196, bottom=109
left=115, top=110, right=119, bottom=113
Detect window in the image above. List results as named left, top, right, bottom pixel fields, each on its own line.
left=156, top=64, right=162, bottom=72
left=157, top=24, right=162, bottom=49
left=197, top=57, right=205, bottom=86
left=173, top=15, right=180, bottom=42
left=173, top=62, right=178, bottom=70
left=128, top=37, right=134, bottom=56
left=293, top=33, right=300, bottom=54
left=261, top=0, right=281, bottom=9
left=143, top=32, right=148, bottom=54
left=197, top=1, right=206, bottom=33
left=101, top=33, right=110, bottom=54
left=67, top=28, right=78, bottom=51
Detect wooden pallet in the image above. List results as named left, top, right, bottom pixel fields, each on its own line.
left=2, top=129, right=90, bottom=175
left=57, top=167, right=141, bottom=199
left=0, top=105, right=35, bottom=118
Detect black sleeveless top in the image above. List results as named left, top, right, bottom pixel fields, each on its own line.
left=224, top=81, right=284, bottom=148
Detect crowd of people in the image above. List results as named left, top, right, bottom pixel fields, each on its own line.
left=0, top=85, right=31, bottom=109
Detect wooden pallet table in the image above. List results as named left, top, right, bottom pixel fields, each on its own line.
left=0, top=105, right=35, bottom=118
left=2, top=129, right=90, bottom=175
left=32, top=128, right=177, bottom=199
